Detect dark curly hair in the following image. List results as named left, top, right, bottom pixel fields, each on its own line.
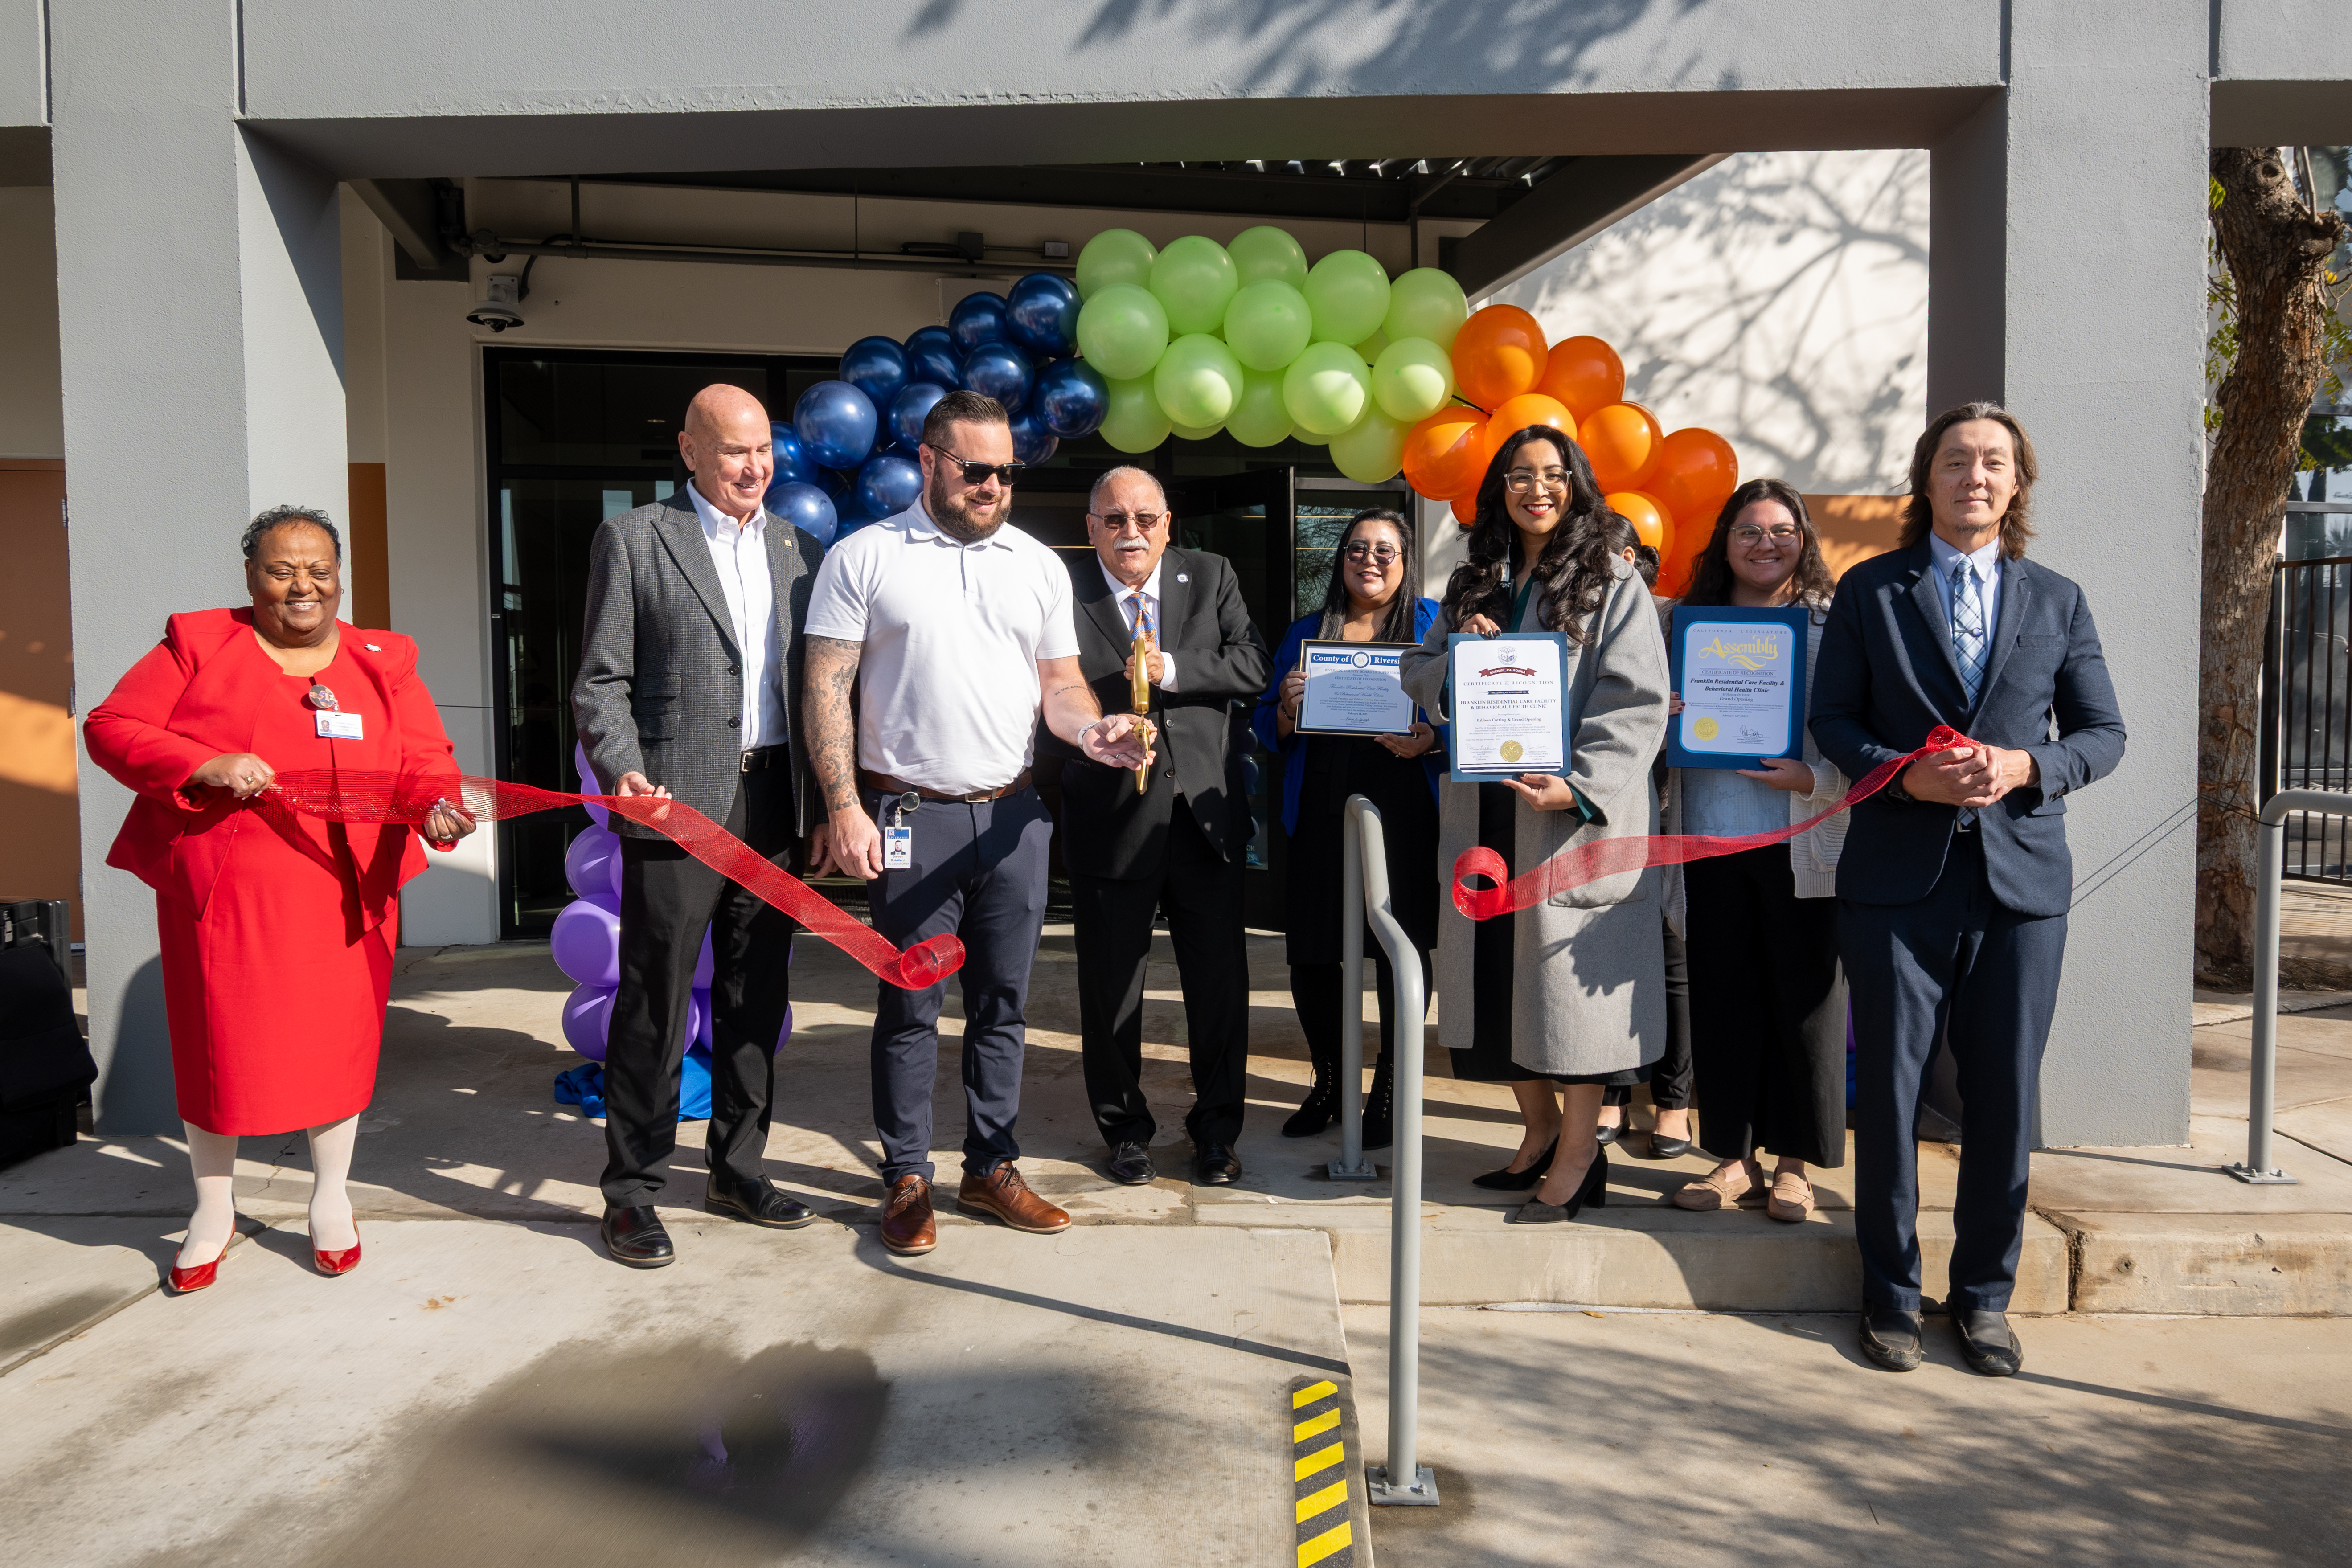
left=1679, top=478, right=1834, bottom=610
left=1899, top=401, right=2037, bottom=558
left=1438, top=426, right=1627, bottom=645
left=240, top=504, right=341, bottom=561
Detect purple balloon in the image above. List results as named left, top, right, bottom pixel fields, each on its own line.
left=792, top=380, right=879, bottom=471
left=1005, top=273, right=1081, bottom=358
left=563, top=825, right=622, bottom=906
left=948, top=291, right=1009, bottom=356
left=573, top=741, right=608, bottom=828
left=960, top=343, right=1033, bottom=413
left=562, top=982, right=702, bottom=1064
left=551, top=899, right=621, bottom=987
left=903, top=325, right=961, bottom=389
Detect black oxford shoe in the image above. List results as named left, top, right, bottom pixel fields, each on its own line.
left=1857, top=1304, right=1924, bottom=1372
left=1194, top=1143, right=1243, bottom=1186
left=706, top=1178, right=816, bottom=1230
left=1105, top=1142, right=1156, bottom=1186
left=1954, top=1309, right=2024, bottom=1377
left=602, top=1206, right=676, bottom=1268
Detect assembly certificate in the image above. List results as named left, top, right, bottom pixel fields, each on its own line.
left=1446, top=632, right=1568, bottom=777
left=1664, top=606, right=1810, bottom=770
left=1295, top=640, right=1418, bottom=736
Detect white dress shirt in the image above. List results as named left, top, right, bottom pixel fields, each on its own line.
left=685, top=478, right=787, bottom=750
left=1926, top=529, right=2003, bottom=647
left=1097, top=557, right=1179, bottom=691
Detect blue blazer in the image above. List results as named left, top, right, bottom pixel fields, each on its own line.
left=1810, top=540, right=2126, bottom=917
left=1253, top=599, right=1446, bottom=838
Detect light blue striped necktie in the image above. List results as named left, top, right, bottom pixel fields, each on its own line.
left=1951, top=558, right=1989, bottom=705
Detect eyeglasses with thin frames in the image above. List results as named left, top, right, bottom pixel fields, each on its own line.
left=1340, top=542, right=1402, bottom=565
left=1088, top=510, right=1165, bottom=535
left=924, top=443, right=1025, bottom=487
left=1729, top=524, right=1803, bottom=546
left=1504, top=469, right=1570, bottom=495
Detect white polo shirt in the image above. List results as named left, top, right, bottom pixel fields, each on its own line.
left=804, top=502, right=1079, bottom=795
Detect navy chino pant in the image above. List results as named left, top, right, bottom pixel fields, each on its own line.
left=1841, top=829, right=2067, bottom=1314
left=865, top=785, right=1053, bottom=1185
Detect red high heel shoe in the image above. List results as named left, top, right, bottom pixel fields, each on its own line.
left=168, top=1228, right=236, bottom=1294
left=313, top=1226, right=362, bottom=1277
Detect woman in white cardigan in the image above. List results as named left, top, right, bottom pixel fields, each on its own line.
left=1660, top=479, right=1849, bottom=1223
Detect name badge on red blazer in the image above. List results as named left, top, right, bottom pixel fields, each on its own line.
left=316, top=711, right=364, bottom=740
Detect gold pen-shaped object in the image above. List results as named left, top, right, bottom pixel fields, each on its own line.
left=1131, top=624, right=1156, bottom=794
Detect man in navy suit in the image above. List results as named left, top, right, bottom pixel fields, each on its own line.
left=1811, top=403, right=2127, bottom=1376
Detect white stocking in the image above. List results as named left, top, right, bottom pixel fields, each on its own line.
left=179, top=1122, right=238, bottom=1268
left=306, top=1115, right=360, bottom=1250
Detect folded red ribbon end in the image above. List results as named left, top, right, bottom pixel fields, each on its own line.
left=1452, top=846, right=1511, bottom=921
left=894, top=934, right=967, bottom=991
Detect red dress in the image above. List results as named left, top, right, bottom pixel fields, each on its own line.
left=84, top=610, right=460, bottom=1135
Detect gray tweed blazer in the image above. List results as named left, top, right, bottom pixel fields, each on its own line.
left=571, top=490, right=824, bottom=842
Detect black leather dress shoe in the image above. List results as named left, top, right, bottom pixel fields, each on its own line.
left=1638, top=1132, right=1693, bottom=1160
left=1594, top=1122, right=1622, bottom=1146
left=1105, top=1142, right=1156, bottom=1186
left=602, top=1206, right=675, bottom=1268
left=705, top=1178, right=816, bottom=1230
left=1857, top=1304, right=1924, bottom=1371
left=1954, top=1309, right=2024, bottom=1376
left=1194, top=1143, right=1243, bottom=1186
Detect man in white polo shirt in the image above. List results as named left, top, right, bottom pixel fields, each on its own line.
left=803, top=390, right=1151, bottom=1257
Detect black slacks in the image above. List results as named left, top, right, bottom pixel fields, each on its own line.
left=1607, top=923, right=1693, bottom=1112
left=1843, top=829, right=2067, bottom=1314
left=601, top=766, right=798, bottom=1208
left=1072, top=802, right=1250, bottom=1150
left=1290, top=946, right=1430, bottom=1078
left=1687, top=846, right=1848, bottom=1167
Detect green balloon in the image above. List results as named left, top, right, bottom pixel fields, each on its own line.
left=1149, top=235, right=1241, bottom=337
left=1329, top=406, right=1410, bottom=484
left=1076, top=284, right=1171, bottom=381
left=1227, top=365, right=1294, bottom=448
left=1228, top=225, right=1310, bottom=291
left=1100, top=375, right=1172, bottom=454
left=1222, top=281, right=1314, bottom=373
left=1352, top=327, right=1390, bottom=362
left=1303, top=250, right=1392, bottom=345
left=1371, top=336, right=1457, bottom=422
left=1282, top=341, right=1373, bottom=437
left=1169, top=419, right=1225, bottom=442
left=1077, top=229, right=1157, bottom=300
left=1383, top=267, right=1470, bottom=350
left=1154, top=334, right=1246, bottom=429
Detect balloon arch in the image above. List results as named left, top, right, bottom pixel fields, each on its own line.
left=771, top=226, right=1738, bottom=598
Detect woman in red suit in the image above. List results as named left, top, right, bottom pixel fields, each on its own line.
left=85, top=506, right=473, bottom=1292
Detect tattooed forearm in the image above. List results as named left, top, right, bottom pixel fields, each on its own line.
left=804, top=635, right=865, bottom=813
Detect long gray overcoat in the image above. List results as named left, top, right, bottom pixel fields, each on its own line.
left=1398, top=558, right=1672, bottom=1078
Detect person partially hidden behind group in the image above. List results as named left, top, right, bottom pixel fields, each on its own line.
left=1257, top=507, right=1443, bottom=1151
left=85, top=506, right=475, bottom=1293
left=1659, top=479, right=1851, bottom=1224
left=1400, top=428, right=1672, bottom=1223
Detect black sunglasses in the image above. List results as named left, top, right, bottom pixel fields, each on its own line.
left=924, top=444, right=1025, bottom=487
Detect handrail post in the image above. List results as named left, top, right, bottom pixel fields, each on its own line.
left=2230, top=794, right=2300, bottom=1184
left=1350, top=795, right=1438, bottom=1508
left=1328, top=800, right=1375, bottom=1181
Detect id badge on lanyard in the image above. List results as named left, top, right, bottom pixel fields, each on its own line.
left=308, top=681, right=363, bottom=739
left=882, top=790, right=919, bottom=871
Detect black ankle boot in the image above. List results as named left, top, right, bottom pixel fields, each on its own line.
left=1362, top=1058, right=1394, bottom=1150
left=1283, top=1068, right=1340, bottom=1138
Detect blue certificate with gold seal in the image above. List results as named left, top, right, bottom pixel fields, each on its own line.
left=1664, top=605, right=1811, bottom=770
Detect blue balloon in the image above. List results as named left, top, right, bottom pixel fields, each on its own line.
left=960, top=343, right=1033, bottom=414
left=815, top=467, right=852, bottom=500
left=1005, top=273, right=1082, bottom=359
left=764, top=480, right=838, bottom=545
left=839, top=336, right=909, bottom=413
left=769, top=422, right=817, bottom=487
left=792, top=381, right=878, bottom=471
left=889, top=382, right=950, bottom=451
left=904, top=325, right=961, bottom=390
left=1009, top=409, right=1059, bottom=466
left=855, top=453, right=924, bottom=521
left=1033, top=357, right=1110, bottom=439
left=948, top=291, right=1009, bottom=356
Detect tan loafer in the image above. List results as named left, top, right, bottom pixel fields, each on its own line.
left=1671, top=1158, right=1766, bottom=1212
left=1766, top=1171, right=1815, bottom=1223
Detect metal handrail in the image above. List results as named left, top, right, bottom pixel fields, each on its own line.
left=2227, top=788, right=2340, bottom=1184
left=1337, top=794, right=1438, bottom=1507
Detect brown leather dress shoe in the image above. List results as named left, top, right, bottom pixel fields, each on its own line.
left=879, top=1174, right=936, bottom=1255
left=956, top=1162, right=1071, bottom=1234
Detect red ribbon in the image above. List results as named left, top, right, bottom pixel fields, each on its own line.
left=258, top=770, right=963, bottom=991
left=1451, top=725, right=1972, bottom=921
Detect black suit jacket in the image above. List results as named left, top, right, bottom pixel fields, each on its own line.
left=1810, top=540, right=2126, bottom=917
left=1040, top=546, right=1272, bottom=881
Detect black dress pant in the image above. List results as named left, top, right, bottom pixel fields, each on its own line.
left=1686, top=845, right=1847, bottom=1167
left=1607, top=923, right=1693, bottom=1112
left=1290, top=945, right=1431, bottom=1076
left=601, top=766, right=798, bottom=1209
left=1073, top=802, right=1250, bottom=1150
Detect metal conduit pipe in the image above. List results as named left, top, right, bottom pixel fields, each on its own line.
left=449, top=232, right=1074, bottom=280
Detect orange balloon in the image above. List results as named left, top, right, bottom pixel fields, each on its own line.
left=1401, top=406, right=1489, bottom=500
left=1607, top=490, right=1671, bottom=553
left=1450, top=304, right=1547, bottom=411
left=1537, top=336, right=1627, bottom=422
left=1475, top=393, right=1576, bottom=479
left=1655, top=499, right=1713, bottom=597
left=1582, top=401, right=1664, bottom=492
left=1451, top=492, right=1479, bottom=527
left=1648, top=426, right=1739, bottom=525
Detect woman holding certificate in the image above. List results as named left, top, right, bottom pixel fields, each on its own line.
left=1256, top=508, right=1443, bottom=1146
left=1660, top=479, right=1849, bottom=1222
left=1400, top=430, right=1671, bottom=1224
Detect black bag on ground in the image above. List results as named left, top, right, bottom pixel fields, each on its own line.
left=0, top=938, right=96, bottom=1167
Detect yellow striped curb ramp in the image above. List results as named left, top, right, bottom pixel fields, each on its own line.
left=1289, top=1375, right=1373, bottom=1567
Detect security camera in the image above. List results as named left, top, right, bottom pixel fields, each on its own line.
left=467, top=274, right=526, bottom=332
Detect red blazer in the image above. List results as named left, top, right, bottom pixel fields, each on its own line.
left=83, top=609, right=462, bottom=929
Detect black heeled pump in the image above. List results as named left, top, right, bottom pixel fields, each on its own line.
left=1506, top=1146, right=1610, bottom=1224
left=1471, top=1138, right=1559, bottom=1191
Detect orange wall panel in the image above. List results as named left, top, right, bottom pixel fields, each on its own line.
left=0, top=460, right=81, bottom=938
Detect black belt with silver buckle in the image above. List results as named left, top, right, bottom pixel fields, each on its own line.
left=740, top=745, right=788, bottom=774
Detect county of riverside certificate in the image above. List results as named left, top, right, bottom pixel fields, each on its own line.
left=1445, top=632, right=1569, bottom=778
left=1664, top=605, right=1810, bottom=770
left=1295, top=640, right=1418, bottom=736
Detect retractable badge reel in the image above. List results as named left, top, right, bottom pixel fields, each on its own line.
left=308, top=681, right=362, bottom=740
left=882, top=790, right=918, bottom=870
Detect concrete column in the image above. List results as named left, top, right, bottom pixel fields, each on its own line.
left=53, top=4, right=346, bottom=1132
left=1925, top=3, right=2209, bottom=1146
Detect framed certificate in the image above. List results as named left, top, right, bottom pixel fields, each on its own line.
left=1664, top=605, right=1811, bottom=770
left=1444, top=631, right=1569, bottom=779
left=1295, top=639, right=1418, bottom=736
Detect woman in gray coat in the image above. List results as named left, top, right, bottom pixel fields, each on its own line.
left=1400, top=427, right=1672, bottom=1223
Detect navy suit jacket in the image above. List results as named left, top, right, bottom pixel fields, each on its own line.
left=1810, top=540, right=2126, bottom=917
